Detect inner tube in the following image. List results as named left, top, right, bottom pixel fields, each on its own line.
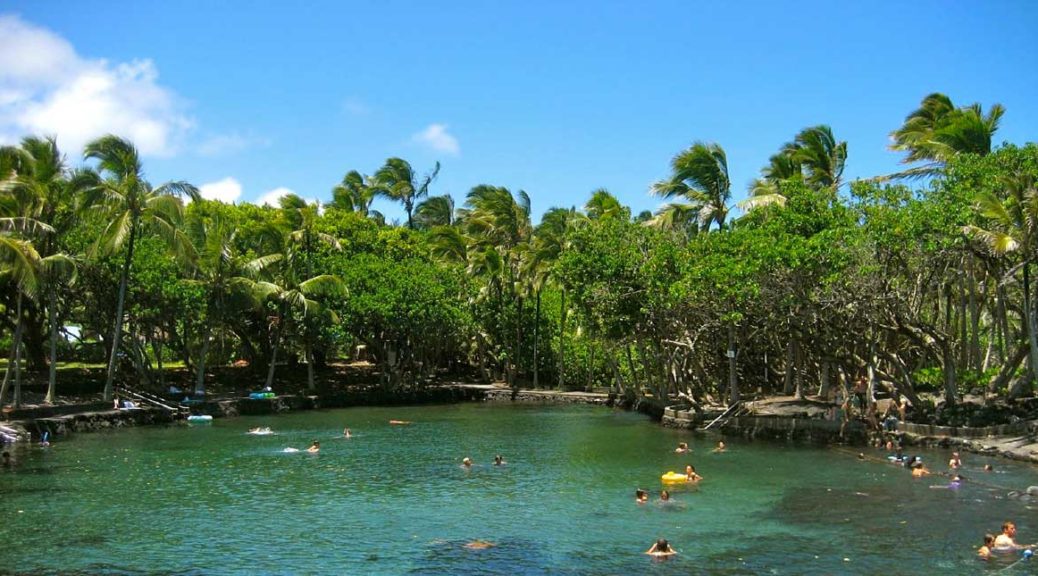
left=661, top=471, right=689, bottom=483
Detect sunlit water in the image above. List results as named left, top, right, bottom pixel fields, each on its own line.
left=2, top=403, right=1037, bottom=575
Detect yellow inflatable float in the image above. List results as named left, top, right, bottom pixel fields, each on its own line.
left=661, top=471, right=688, bottom=483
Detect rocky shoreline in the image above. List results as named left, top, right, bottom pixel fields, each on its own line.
left=7, top=386, right=1038, bottom=466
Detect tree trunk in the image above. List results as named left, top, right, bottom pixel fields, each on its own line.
left=195, top=330, right=211, bottom=395
left=727, top=324, right=739, bottom=404
left=104, top=224, right=138, bottom=401
left=45, top=287, right=58, bottom=404
left=532, top=289, right=540, bottom=388
left=818, top=360, right=831, bottom=400
left=560, top=286, right=568, bottom=390
left=782, top=339, right=795, bottom=395
left=13, top=293, right=25, bottom=409
left=942, top=341, right=958, bottom=406
left=306, top=342, right=315, bottom=391
left=1024, top=263, right=1038, bottom=390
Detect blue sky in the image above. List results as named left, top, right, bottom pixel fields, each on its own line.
left=1, top=1, right=1036, bottom=222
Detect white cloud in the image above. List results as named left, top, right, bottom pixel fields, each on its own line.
left=255, top=186, right=297, bottom=207
left=411, top=123, right=460, bottom=156
left=198, top=177, right=243, bottom=203
left=0, top=14, right=191, bottom=156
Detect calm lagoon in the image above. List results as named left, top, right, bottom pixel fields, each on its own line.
left=1, top=403, right=1034, bottom=575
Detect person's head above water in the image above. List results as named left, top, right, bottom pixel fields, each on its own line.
left=462, top=457, right=472, bottom=467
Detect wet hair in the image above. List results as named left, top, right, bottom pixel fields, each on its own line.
left=656, top=538, right=670, bottom=551
left=985, top=533, right=996, bottom=546
left=660, top=490, right=670, bottom=500
left=636, top=489, right=647, bottom=499
left=1003, top=521, right=1016, bottom=532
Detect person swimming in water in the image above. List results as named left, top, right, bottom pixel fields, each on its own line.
left=949, top=452, right=962, bottom=469
left=712, top=441, right=726, bottom=453
left=343, top=428, right=352, bottom=439
left=493, top=454, right=506, bottom=465
left=675, top=442, right=689, bottom=453
left=979, top=533, right=995, bottom=559
left=635, top=489, right=648, bottom=504
left=685, top=465, right=703, bottom=482
left=462, top=457, right=473, bottom=468
left=994, top=521, right=1029, bottom=550
left=307, top=440, right=320, bottom=453
left=645, top=538, right=677, bottom=557
left=910, top=461, right=930, bottom=478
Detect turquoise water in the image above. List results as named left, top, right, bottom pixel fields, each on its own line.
left=1, top=403, right=1036, bottom=574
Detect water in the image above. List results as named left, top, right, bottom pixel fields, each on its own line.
left=1, top=403, right=1035, bottom=575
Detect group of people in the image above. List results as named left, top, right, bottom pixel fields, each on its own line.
left=641, top=440, right=726, bottom=558
left=979, top=521, right=1033, bottom=559
left=461, top=455, right=507, bottom=468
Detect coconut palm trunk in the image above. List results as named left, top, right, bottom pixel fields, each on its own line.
left=104, top=224, right=137, bottom=401
left=45, top=287, right=58, bottom=403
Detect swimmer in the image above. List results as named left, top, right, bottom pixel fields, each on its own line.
left=675, top=442, right=689, bottom=453
left=910, top=461, right=930, bottom=478
left=930, top=475, right=964, bottom=489
left=994, top=521, right=1028, bottom=550
left=685, top=465, right=703, bottom=482
left=464, top=540, right=495, bottom=550
left=307, top=440, right=320, bottom=453
left=659, top=490, right=670, bottom=502
left=885, top=439, right=894, bottom=451
left=344, top=428, right=352, bottom=439
left=979, top=533, right=995, bottom=559
left=462, top=457, right=473, bottom=468
left=248, top=427, right=273, bottom=435
left=712, top=441, right=726, bottom=453
left=985, top=464, right=994, bottom=472
left=949, top=452, right=962, bottom=469
left=857, top=452, right=865, bottom=460
left=645, top=538, right=677, bottom=557
left=636, top=488, right=649, bottom=504
left=493, top=454, right=506, bottom=466
left=389, top=420, right=412, bottom=425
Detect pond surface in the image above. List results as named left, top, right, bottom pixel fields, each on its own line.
left=1, top=403, right=1036, bottom=575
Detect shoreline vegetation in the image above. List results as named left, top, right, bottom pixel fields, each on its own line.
left=3, top=93, right=1038, bottom=459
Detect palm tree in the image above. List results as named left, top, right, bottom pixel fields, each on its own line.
left=372, top=158, right=440, bottom=229
left=462, top=185, right=533, bottom=384
left=964, top=172, right=1038, bottom=396
left=0, top=136, right=81, bottom=404
left=651, top=142, right=731, bottom=231
left=82, top=135, right=199, bottom=401
left=889, top=93, right=1004, bottom=179
left=527, top=206, right=581, bottom=388
left=584, top=188, right=629, bottom=221
left=791, top=125, right=846, bottom=191
left=414, top=194, right=456, bottom=229
left=0, top=192, right=47, bottom=408
left=331, top=170, right=383, bottom=221
left=184, top=210, right=253, bottom=396
left=250, top=195, right=344, bottom=390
